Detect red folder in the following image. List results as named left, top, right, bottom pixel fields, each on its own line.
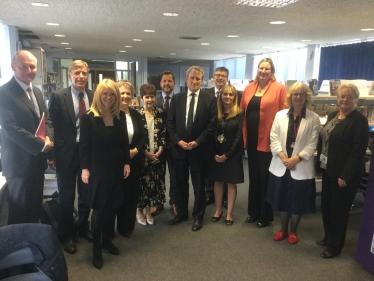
left=35, top=112, right=46, bottom=138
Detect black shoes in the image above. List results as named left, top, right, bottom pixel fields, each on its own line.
left=316, top=238, right=327, bottom=246
left=62, top=239, right=77, bottom=254
left=118, top=230, right=132, bottom=238
left=192, top=221, right=202, bottom=231
left=321, top=247, right=341, bottom=259
left=206, top=196, right=215, bottom=205
left=78, top=230, right=94, bottom=243
left=102, top=241, right=120, bottom=255
left=169, top=215, right=188, bottom=225
left=225, top=219, right=233, bottom=226
left=211, top=212, right=223, bottom=222
left=93, top=244, right=103, bottom=269
left=245, top=216, right=259, bottom=223
left=256, top=222, right=269, bottom=228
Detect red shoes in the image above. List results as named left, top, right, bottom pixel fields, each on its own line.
left=288, top=233, right=298, bottom=244
left=273, top=231, right=288, bottom=241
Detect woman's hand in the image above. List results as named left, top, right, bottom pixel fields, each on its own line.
left=144, top=150, right=159, bottom=164
left=282, top=156, right=300, bottom=171
left=214, top=154, right=227, bottom=163
left=124, top=164, right=131, bottom=179
left=81, top=169, right=90, bottom=184
left=155, top=146, right=163, bottom=159
left=338, top=178, right=347, bottom=188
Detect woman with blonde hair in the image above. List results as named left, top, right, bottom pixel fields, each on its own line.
left=209, top=85, right=244, bottom=225
left=80, top=79, right=131, bottom=269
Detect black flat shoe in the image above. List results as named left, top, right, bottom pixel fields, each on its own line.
left=256, top=222, right=269, bottom=228
left=225, top=219, right=233, bottom=226
left=169, top=215, right=188, bottom=225
left=93, top=245, right=103, bottom=269
left=211, top=212, right=223, bottom=222
left=102, top=241, right=119, bottom=255
left=321, top=247, right=340, bottom=259
left=206, top=196, right=215, bottom=205
left=246, top=216, right=259, bottom=223
left=316, top=238, right=327, bottom=246
left=192, top=221, right=202, bottom=231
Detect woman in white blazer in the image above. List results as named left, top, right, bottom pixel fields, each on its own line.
left=266, top=82, right=320, bottom=244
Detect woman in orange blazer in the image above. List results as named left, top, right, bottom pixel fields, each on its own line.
left=240, top=58, right=287, bottom=228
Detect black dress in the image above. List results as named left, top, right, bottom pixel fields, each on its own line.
left=208, top=111, right=244, bottom=184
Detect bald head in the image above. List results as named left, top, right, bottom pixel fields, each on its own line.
left=12, top=50, right=37, bottom=85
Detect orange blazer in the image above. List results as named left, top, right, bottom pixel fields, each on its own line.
left=240, top=80, right=287, bottom=152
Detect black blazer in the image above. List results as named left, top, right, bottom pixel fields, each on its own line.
left=206, top=87, right=243, bottom=105
left=49, top=86, right=93, bottom=169
left=213, top=111, right=244, bottom=159
left=0, top=77, right=53, bottom=177
left=155, top=93, right=173, bottom=148
left=316, top=110, right=369, bottom=182
left=166, top=90, right=217, bottom=159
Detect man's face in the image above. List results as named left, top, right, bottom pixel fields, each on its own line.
left=11, top=51, right=37, bottom=85
left=160, top=74, right=175, bottom=95
left=185, top=69, right=203, bottom=93
left=213, top=70, right=228, bottom=90
left=68, top=66, right=88, bottom=92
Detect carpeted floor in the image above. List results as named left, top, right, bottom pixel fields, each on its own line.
left=1, top=158, right=373, bottom=281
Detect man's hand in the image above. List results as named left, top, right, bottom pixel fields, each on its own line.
left=214, top=154, right=227, bottom=163
left=187, top=141, right=198, bottom=149
left=129, top=148, right=138, bottom=159
left=124, top=164, right=131, bottom=179
left=178, top=140, right=191, bottom=150
left=47, top=159, right=56, bottom=170
left=41, top=136, right=54, bottom=153
left=81, top=169, right=90, bottom=184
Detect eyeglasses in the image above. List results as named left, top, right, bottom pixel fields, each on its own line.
left=292, top=93, right=305, bottom=97
left=338, top=95, right=354, bottom=100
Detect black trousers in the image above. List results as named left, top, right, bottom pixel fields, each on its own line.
left=174, top=155, right=207, bottom=221
left=57, top=144, right=90, bottom=241
left=321, top=171, right=360, bottom=252
left=246, top=148, right=273, bottom=223
left=7, top=173, right=44, bottom=224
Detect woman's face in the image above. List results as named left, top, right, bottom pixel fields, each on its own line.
left=100, top=87, right=116, bottom=109
left=221, top=89, right=235, bottom=107
left=257, top=62, right=272, bottom=83
left=291, top=91, right=306, bottom=108
left=337, top=89, right=357, bottom=112
left=142, top=92, right=155, bottom=110
left=119, top=86, right=132, bottom=106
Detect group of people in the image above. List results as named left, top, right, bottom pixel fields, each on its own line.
left=0, top=51, right=369, bottom=270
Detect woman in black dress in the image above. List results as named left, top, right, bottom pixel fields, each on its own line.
left=209, top=85, right=244, bottom=225
left=80, top=79, right=130, bottom=269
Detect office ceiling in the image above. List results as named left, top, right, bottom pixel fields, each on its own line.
left=0, top=0, right=373, bottom=65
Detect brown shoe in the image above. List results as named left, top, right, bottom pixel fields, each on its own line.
left=170, top=204, right=177, bottom=215
left=151, top=205, right=164, bottom=216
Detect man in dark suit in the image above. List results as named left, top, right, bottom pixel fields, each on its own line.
left=0, top=50, right=54, bottom=225
left=154, top=71, right=178, bottom=215
left=49, top=60, right=93, bottom=254
left=167, top=66, right=216, bottom=231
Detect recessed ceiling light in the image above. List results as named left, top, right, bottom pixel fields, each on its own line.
left=270, top=21, right=286, bottom=24
left=216, top=55, right=223, bottom=56
left=235, top=0, right=300, bottom=8
left=184, top=49, right=190, bottom=51
left=46, top=23, right=59, bottom=26
left=125, top=46, right=132, bottom=48
left=61, top=42, right=69, bottom=44
left=361, top=28, right=374, bottom=31
left=170, top=53, right=176, bottom=55
left=163, top=12, right=179, bottom=16
left=31, top=2, right=49, bottom=7
left=227, top=35, right=239, bottom=38
left=64, top=47, right=72, bottom=50
left=67, top=52, right=74, bottom=53
left=133, top=39, right=142, bottom=41
left=119, top=50, right=126, bottom=52
left=55, top=34, right=65, bottom=37
left=144, top=30, right=155, bottom=32
left=262, top=46, right=272, bottom=48
left=236, top=51, right=244, bottom=53
left=201, top=43, right=210, bottom=45
left=301, top=39, right=311, bottom=42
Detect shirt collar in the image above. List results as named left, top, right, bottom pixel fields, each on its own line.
left=71, top=86, right=86, bottom=98
left=187, top=89, right=200, bottom=97
left=162, top=92, right=173, bottom=99
left=14, top=76, right=31, bottom=91
left=287, top=106, right=307, bottom=119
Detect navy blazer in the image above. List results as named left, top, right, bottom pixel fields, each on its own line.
left=49, top=86, right=93, bottom=169
left=0, top=77, right=53, bottom=177
left=166, top=90, right=216, bottom=159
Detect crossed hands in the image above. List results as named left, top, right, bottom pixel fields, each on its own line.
left=215, top=154, right=227, bottom=163
left=178, top=140, right=198, bottom=150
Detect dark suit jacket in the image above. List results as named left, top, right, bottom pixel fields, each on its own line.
left=166, top=90, right=216, bottom=159
left=0, top=77, right=53, bottom=178
left=316, top=110, right=369, bottom=182
left=48, top=86, right=93, bottom=169
left=155, top=93, right=172, bottom=148
left=206, top=87, right=242, bottom=105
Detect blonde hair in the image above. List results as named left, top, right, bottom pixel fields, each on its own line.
left=186, top=66, right=204, bottom=79
left=285, top=82, right=312, bottom=107
left=117, top=79, right=135, bottom=96
left=217, top=85, right=242, bottom=121
left=337, top=84, right=360, bottom=99
left=254, top=58, right=276, bottom=82
left=68, top=60, right=89, bottom=73
left=89, top=79, right=121, bottom=119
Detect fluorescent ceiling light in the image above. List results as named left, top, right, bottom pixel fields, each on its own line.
left=46, top=23, right=59, bottom=26
left=201, top=43, right=210, bottom=45
left=333, top=39, right=360, bottom=44
left=55, top=34, right=65, bottom=37
left=227, top=35, right=239, bottom=38
left=361, top=28, right=374, bottom=31
left=64, top=47, right=72, bottom=49
left=133, top=39, right=142, bottom=41
left=61, top=42, right=69, bottom=44
left=301, top=39, right=311, bottom=42
left=184, top=49, right=190, bottom=51
left=170, top=53, right=176, bottom=55
left=31, top=2, right=49, bottom=7
left=163, top=13, right=178, bottom=16
left=125, top=46, right=132, bottom=48
left=119, top=50, right=126, bottom=52
left=67, top=52, right=74, bottom=53
left=236, top=51, right=244, bottom=53
left=144, top=30, right=155, bottom=32
left=270, top=21, right=286, bottom=24
left=171, top=60, right=183, bottom=63
left=262, top=46, right=272, bottom=48
left=234, top=0, right=300, bottom=8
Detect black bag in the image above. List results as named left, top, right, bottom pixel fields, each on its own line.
left=40, top=198, right=61, bottom=237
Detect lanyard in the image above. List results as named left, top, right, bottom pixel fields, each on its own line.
left=323, top=115, right=340, bottom=153
left=293, top=116, right=301, bottom=139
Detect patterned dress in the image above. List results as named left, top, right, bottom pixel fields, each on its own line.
left=137, top=106, right=166, bottom=209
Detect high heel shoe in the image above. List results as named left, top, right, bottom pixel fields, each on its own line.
left=93, top=244, right=103, bottom=269
left=146, top=218, right=154, bottom=225
left=137, top=218, right=147, bottom=226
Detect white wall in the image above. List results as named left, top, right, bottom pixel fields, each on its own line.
left=0, top=21, right=12, bottom=86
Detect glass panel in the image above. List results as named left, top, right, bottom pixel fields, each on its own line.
left=123, top=71, right=129, bottom=80
left=61, top=68, right=68, bottom=88
left=99, top=74, right=103, bottom=82
left=116, top=61, right=128, bottom=70
left=116, top=71, right=122, bottom=81
left=61, top=59, right=73, bottom=68
left=88, top=73, right=92, bottom=90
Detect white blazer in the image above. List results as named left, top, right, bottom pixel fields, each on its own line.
left=269, top=108, right=320, bottom=180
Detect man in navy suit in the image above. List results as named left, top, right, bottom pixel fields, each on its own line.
left=49, top=60, right=93, bottom=254
left=167, top=66, right=216, bottom=231
left=0, top=50, right=54, bottom=225
left=155, top=71, right=178, bottom=215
